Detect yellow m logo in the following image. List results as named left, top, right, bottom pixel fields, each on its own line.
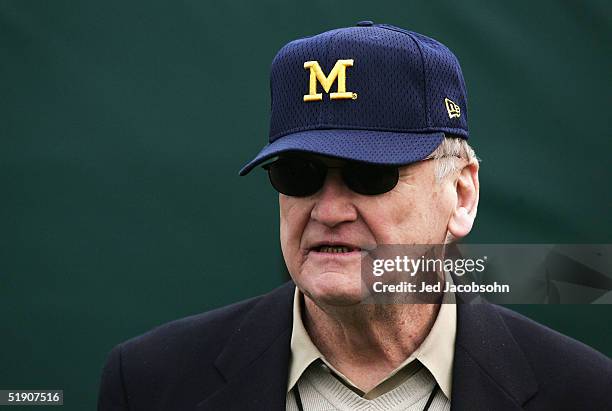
left=303, top=59, right=357, bottom=102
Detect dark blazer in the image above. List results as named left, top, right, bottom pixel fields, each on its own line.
left=98, top=281, right=612, bottom=410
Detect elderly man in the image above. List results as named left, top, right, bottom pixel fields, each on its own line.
left=98, top=22, right=612, bottom=410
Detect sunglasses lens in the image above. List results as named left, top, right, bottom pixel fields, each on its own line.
left=343, top=164, right=399, bottom=195
left=267, top=157, right=325, bottom=197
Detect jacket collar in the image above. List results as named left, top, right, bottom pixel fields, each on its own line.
left=196, top=281, right=294, bottom=410
left=197, top=281, right=538, bottom=410
left=450, top=302, right=538, bottom=410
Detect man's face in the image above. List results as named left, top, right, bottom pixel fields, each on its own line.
left=279, top=154, right=466, bottom=307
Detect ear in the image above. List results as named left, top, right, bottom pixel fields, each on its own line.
left=447, top=161, right=480, bottom=240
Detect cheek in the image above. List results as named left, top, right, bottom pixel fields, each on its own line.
left=279, top=196, right=311, bottom=267
left=357, top=195, right=415, bottom=244
left=420, top=185, right=456, bottom=242
left=367, top=186, right=452, bottom=244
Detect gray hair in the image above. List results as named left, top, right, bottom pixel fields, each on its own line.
left=430, top=135, right=479, bottom=181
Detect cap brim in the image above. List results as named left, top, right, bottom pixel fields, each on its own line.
left=239, top=129, right=444, bottom=176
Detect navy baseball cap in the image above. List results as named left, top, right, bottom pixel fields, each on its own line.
left=239, top=21, right=469, bottom=176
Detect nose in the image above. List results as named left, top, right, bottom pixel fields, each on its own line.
left=310, top=170, right=358, bottom=227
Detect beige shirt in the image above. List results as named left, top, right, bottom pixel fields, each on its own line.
left=287, top=278, right=456, bottom=400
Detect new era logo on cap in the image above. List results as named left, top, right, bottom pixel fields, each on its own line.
left=445, top=98, right=461, bottom=119
left=239, top=22, right=469, bottom=176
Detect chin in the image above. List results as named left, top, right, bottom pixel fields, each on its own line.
left=301, top=271, right=365, bottom=307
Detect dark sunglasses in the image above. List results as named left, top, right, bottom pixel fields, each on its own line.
left=262, top=155, right=400, bottom=197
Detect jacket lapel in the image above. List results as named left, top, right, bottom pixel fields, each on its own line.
left=450, top=300, right=538, bottom=410
left=196, top=281, right=295, bottom=411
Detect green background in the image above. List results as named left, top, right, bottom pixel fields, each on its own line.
left=1, top=0, right=610, bottom=409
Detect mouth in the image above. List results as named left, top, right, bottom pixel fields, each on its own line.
left=309, top=243, right=362, bottom=254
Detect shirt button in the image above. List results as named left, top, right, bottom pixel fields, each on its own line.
left=356, top=20, right=374, bottom=27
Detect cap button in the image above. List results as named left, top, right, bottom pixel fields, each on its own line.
left=356, top=20, right=374, bottom=27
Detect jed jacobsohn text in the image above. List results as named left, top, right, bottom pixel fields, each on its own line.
left=372, top=255, right=487, bottom=276
left=372, top=281, right=510, bottom=294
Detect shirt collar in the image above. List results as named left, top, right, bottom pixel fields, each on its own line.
left=288, top=274, right=457, bottom=399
